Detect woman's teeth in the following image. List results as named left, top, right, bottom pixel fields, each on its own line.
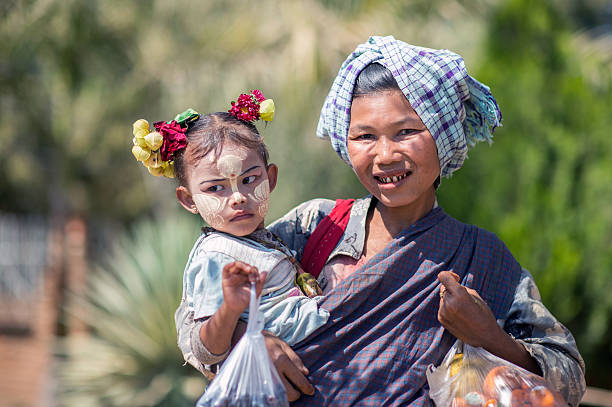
left=376, top=172, right=410, bottom=184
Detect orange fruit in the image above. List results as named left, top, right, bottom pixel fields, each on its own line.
left=529, top=386, right=555, bottom=407
left=483, top=366, right=524, bottom=399
left=511, top=389, right=531, bottom=407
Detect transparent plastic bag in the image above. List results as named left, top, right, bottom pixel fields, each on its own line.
left=196, top=283, right=289, bottom=407
left=426, top=340, right=567, bottom=407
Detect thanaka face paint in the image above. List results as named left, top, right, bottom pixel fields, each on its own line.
left=217, top=154, right=248, bottom=205
left=187, top=143, right=272, bottom=236
left=250, top=179, right=270, bottom=217
left=192, top=193, right=226, bottom=229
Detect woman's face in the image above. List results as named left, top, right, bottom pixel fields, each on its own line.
left=347, top=89, right=440, bottom=210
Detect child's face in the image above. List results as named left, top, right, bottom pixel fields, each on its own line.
left=179, top=142, right=277, bottom=236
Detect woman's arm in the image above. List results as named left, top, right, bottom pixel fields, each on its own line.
left=504, top=269, right=586, bottom=406
left=438, top=269, right=586, bottom=406
left=438, top=271, right=541, bottom=373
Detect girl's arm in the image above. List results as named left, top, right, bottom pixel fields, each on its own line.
left=200, top=261, right=267, bottom=355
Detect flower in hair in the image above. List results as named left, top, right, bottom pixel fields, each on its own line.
left=154, top=120, right=187, bottom=162
left=229, top=89, right=275, bottom=123
left=131, top=109, right=200, bottom=178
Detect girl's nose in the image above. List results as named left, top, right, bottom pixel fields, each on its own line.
left=230, top=191, right=247, bottom=206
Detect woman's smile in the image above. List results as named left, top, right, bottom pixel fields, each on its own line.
left=374, top=169, right=412, bottom=187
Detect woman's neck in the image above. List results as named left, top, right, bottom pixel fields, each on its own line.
left=371, top=191, right=436, bottom=238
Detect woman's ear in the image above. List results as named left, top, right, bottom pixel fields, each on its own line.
left=176, top=186, right=198, bottom=214
left=266, top=163, right=279, bottom=193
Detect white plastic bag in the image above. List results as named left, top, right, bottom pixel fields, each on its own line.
left=196, top=283, right=289, bottom=407
left=426, top=340, right=566, bottom=407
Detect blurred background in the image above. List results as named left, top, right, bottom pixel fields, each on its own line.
left=1, top=0, right=611, bottom=405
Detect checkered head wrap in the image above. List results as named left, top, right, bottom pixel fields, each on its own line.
left=316, top=35, right=502, bottom=177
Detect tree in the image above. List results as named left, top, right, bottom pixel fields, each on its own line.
left=438, top=0, right=612, bottom=387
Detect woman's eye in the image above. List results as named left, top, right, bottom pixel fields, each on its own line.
left=243, top=175, right=256, bottom=185
left=206, top=185, right=224, bottom=192
left=398, top=129, right=417, bottom=137
left=354, top=133, right=374, bottom=140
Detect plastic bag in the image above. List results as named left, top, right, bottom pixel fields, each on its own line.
left=196, top=283, right=289, bottom=407
left=426, top=340, right=567, bottom=407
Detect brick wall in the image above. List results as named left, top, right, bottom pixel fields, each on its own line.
left=0, top=217, right=86, bottom=407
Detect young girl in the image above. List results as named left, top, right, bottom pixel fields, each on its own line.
left=131, top=91, right=329, bottom=375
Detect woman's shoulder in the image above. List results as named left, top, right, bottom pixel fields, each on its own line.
left=267, top=198, right=338, bottom=257
left=268, top=198, right=336, bottom=234
left=441, top=212, right=510, bottom=252
left=287, top=198, right=337, bottom=218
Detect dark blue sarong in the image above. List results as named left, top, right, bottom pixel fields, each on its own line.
left=292, top=207, right=523, bottom=406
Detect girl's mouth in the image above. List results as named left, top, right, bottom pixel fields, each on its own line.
left=230, top=212, right=253, bottom=222
left=374, top=171, right=411, bottom=184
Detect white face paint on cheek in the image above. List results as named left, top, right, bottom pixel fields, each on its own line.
left=192, top=194, right=228, bottom=229
left=249, top=180, right=270, bottom=218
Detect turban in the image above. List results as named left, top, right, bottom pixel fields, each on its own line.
left=316, top=35, right=502, bottom=178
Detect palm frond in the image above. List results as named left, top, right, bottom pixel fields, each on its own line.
left=57, top=214, right=206, bottom=407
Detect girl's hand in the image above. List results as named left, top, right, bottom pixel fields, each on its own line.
left=437, top=270, right=541, bottom=375
left=222, top=261, right=267, bottom=315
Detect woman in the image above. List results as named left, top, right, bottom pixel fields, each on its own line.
left=177, top=36, right=585, bottom=406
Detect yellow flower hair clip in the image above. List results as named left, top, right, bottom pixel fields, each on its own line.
left=131, top=109, right=200, bottom=178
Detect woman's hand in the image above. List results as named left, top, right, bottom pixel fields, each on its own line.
left=437, top=270, right=542, bottom=375
left=437, top=271, right=501, bottom=348
left=222, top=261, right=267, bottom=315
left=262, top=331, right=315, bottom=401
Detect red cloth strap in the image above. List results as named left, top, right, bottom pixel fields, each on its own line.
left=301, top=199, right=355, bottom=279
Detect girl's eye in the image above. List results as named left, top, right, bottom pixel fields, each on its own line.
left=206, top=185, right=224, bottom=192
left=243, top=175, right=256, bottom=185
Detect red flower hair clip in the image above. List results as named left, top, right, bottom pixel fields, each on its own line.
left=229, top=89, right=275, bottom=123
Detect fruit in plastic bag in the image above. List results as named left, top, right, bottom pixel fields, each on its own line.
left=426, top=340, right=568, bottom=407
left=196, top=283, right=289, bottom=407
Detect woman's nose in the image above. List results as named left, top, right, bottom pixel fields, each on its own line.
left=373, top=137, right=399, bottom=165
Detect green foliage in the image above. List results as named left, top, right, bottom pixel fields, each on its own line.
left=0, top=0, right=486, bottom=222
left=438, top=0, right=612, bottom=386
left=57, top=214, right=206, bottom=406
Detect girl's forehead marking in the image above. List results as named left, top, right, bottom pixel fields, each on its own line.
left=217, top=154, right=243, bottom=178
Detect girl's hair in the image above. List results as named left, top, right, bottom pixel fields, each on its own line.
left=173, top=112, right=269, bottom=187
left=353, top=63, right=401, bottom=97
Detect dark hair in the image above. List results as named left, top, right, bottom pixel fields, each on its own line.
left=173, top=112, right=269, bottom=187
left=353, top=63, right=401, bottom=97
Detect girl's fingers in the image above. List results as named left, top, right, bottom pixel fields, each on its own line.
left=223, top=261, right=259, bottom=279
